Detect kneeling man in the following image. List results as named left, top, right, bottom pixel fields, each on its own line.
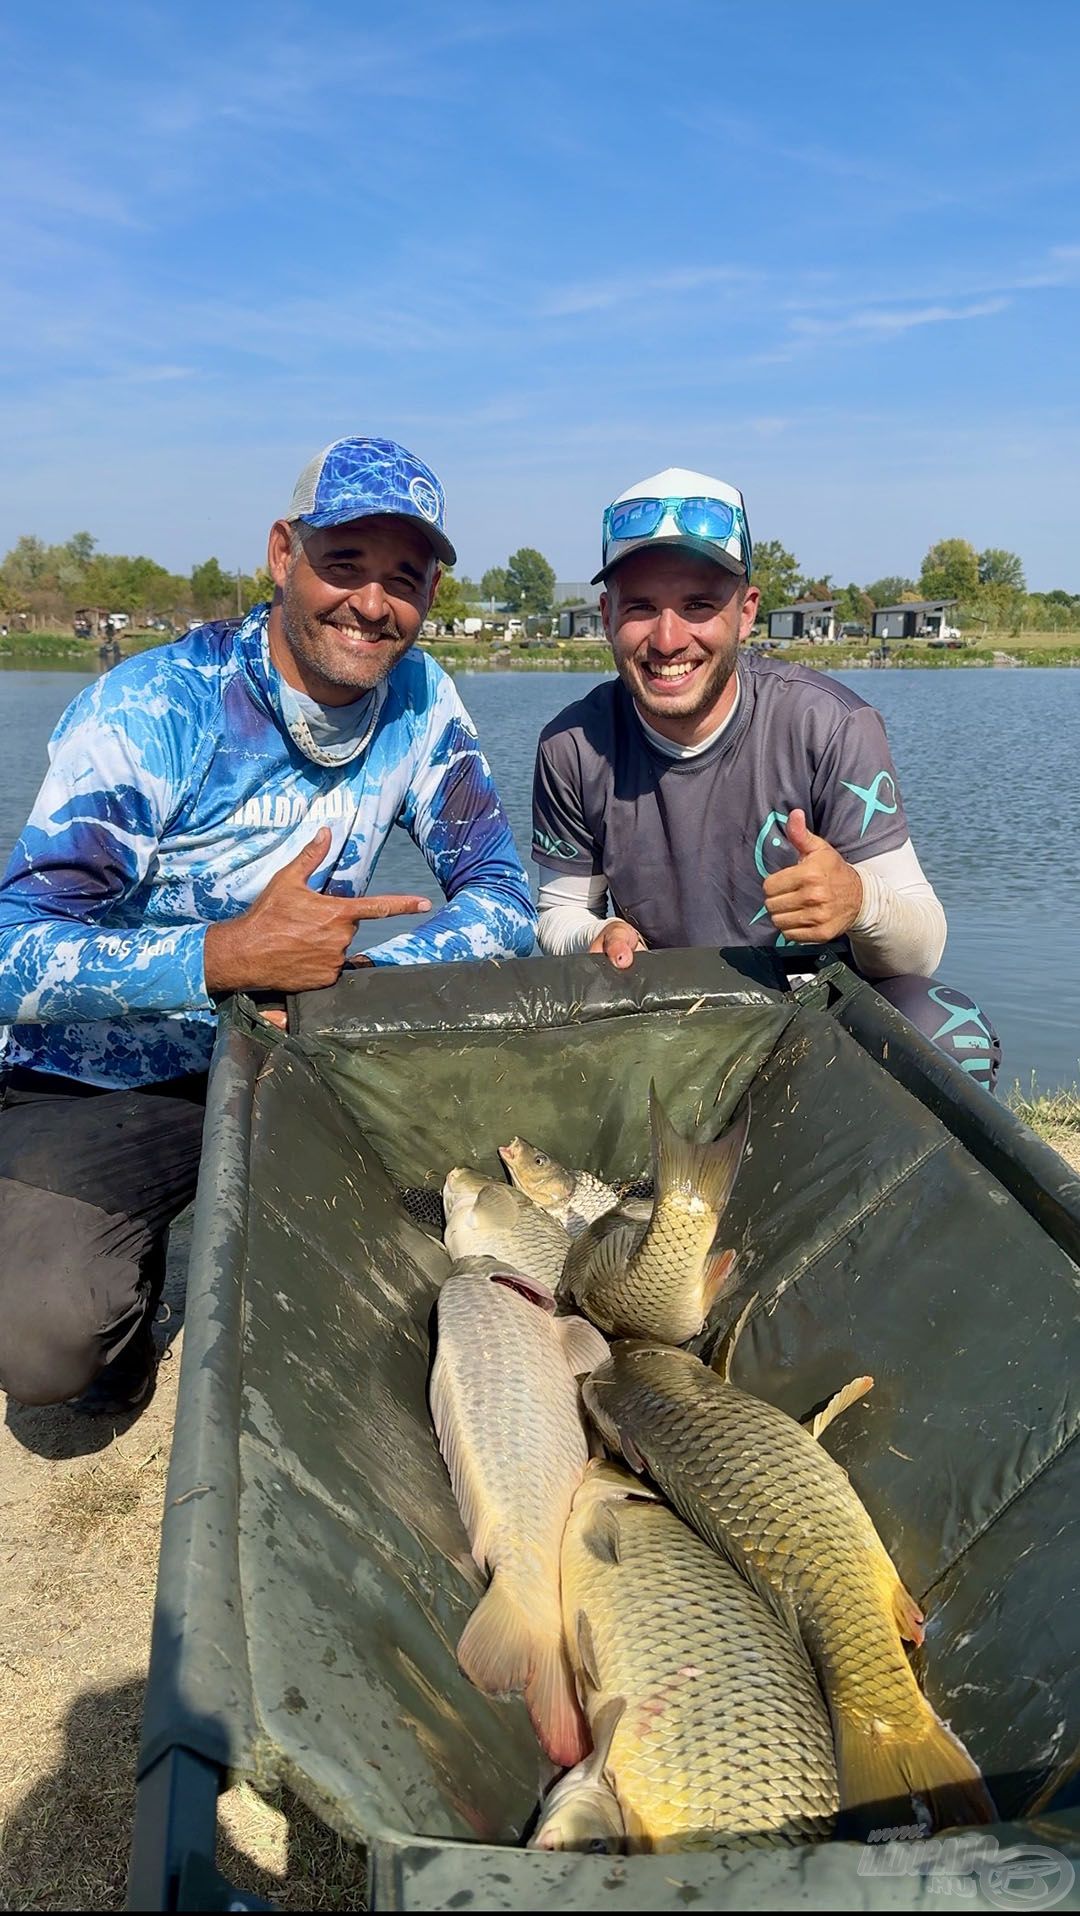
left=532, top=467, right=999, bottom=1088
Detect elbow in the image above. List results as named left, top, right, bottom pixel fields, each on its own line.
left=535, top=911, right=559, bottom=957
left=925, top=903, right=947, bottom=976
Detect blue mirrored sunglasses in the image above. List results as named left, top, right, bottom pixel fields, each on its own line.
left=603, top=495, right=752, bottom=579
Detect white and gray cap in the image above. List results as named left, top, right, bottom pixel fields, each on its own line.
left=593, top=466, right=752, bottom=585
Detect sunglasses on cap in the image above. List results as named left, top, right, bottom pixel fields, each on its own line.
left=602, top=495, right=752, bottom=579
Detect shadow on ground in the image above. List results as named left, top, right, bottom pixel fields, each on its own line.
left=0, top=1676, right=367, bottom=1912
left=3, top=1211, right=191, bottom=1463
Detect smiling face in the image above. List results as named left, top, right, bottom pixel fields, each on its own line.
left=602, top=547, right=760, bottom=744
left=266, top=514, right=439, bottom=704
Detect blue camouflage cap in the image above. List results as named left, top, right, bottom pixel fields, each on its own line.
left=284, top=436, right=456, bottom=566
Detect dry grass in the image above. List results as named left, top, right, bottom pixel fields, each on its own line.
left=1007, top=1080, right=1080, bottom=1173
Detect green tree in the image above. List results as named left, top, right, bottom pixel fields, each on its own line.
left=920, top=538, right=979, bottom=602
left=480, top=565, right=510, bottom=604
left=978, top=547, right=1026, bottom=591
left=751, top=539, right=801, bottom=618
left=249, top=566, right=276, bottom=607
left=65, top=532, right=97, bottom=568
left=504, top=548, right=556, bottom=616
left=429, top=569, right=471, bottom=630
left=191, top=558, right=235, bottom=619
left=835, top=583, right=874, bottom=626
left=799, top=574, right=834, bottom=603
left=3, top=535, right=51, bottom=593
left=864, top=576, right=916, bottom=607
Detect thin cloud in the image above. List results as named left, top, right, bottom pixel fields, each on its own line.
left=543, top=266, right=754, bottom=318
left=791, top=297, right=1009, bottom=340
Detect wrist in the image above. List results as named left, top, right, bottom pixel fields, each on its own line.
left=848, top=861, right=876, bottom=933
left=204, top=917, right=254, bottom=995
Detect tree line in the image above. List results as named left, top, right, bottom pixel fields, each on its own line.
left=752, top=537, right=1080, bottom=634
left=2, top=529, right=1077, bottom=636
left=0, top=533, right=274, bottom=628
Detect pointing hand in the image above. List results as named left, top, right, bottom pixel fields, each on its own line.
left=204, top=827, right=432, bottom=994
left=761, top=809, right=863, bottom=943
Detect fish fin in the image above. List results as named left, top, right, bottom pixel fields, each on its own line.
left=703, top=1247, right=740, bottom=1312
left=581, top=1502, right=623, bottom=1566
left=457, top=1571, right=534, bottom=1698
left=834, top=1708, right=996, bottom=1838
left=554, top=1313, right=610, bottom=1378
left=587, top=1694, right=626, bottom=1773
left=574, top=1609, right=603, bottom=1693
left=649, top=1084, right=750, bottom=1217
left=709, top=1292, right=758, bottom=1381
left=804, top=1375, right=874, bottom=1440
left=524, top=1636, right=591, bottom=1768
left=529, top=1708, right=627, bottom=1853
left=562, top=1220, right=643, bottom=1318
left=892, top=1577, right=926, bottom=1648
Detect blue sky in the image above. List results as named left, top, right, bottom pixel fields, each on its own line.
left=2, top=0, right=1078, bottom=589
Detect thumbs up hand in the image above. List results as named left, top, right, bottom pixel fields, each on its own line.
left=761, top=808, right=864, bottom=943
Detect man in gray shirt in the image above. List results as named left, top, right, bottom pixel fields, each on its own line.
left=531, top=466, right=1000, bottom=1090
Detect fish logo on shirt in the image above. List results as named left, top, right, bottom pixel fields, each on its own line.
left=533, top=827, right=583, bottom=861
left=751, top=808, right=793, bottom=946
left=841, top=770, right=897, bottom=837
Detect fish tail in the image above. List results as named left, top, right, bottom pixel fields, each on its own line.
left=458, top=1576, right=588, bottom=1768
left=524, top=1634, right=591, bottom=1769
left=650, top=1086, right=750, bottom=1218
left=834, top=1708, right=996, bottom=1838
left=457, top=1571, right=534, bottom=1700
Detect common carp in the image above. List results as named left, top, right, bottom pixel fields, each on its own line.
left=499, top=1138, right=619, bottom=1238
left=532, top=1461, right=838, bottom=1852
left=443, top=1168, right=572, bottom=1288
left=430, top=1257, right=609, bottom=1767
left=582, top=1323, right=996, bottom=1836
left=559, top=1086, right=748, bottom=1342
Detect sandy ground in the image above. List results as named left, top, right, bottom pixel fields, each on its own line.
left=0, top=1212, right=367, bottom=1912
left=2, top=1132, right=1079, bottom=1913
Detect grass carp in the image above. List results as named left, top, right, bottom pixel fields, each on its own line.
left=559, top=1086, right=748, bottom=1342
left=499, top=1137, right=619, bottom=1238
left=583, top=1326, right=996, bottom=1836
left=442, top=1167, right=572, bottom=1288
left=532, top=1461, right=838, bottom=1853
left=430, top=1257, right=609, bottom=1767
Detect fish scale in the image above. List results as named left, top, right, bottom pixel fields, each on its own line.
left=547, top=1466, right=838, bottom=1850
left=430, top=1265, right=610, bottom=1768
left=583, top=1345, right=996, bottom=1834
left=560, top=1089, right=748, bottom=1344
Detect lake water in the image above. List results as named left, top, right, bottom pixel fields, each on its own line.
left=2, top=663, right=1078, bottom=1091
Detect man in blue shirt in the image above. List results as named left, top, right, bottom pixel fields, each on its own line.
left=0, top=436, right=535, bottom=1414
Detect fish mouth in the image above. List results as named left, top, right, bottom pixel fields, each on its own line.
left=489, top=1269, right=558, bottom=1312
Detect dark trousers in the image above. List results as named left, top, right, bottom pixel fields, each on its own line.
left=0, top=1069, right=206, bottom=1406
left=870, top=975, right=1001, bottom=1092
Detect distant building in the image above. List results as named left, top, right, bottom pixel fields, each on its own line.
left=872, top=599, right=959, bottom=641
left=558, top=600, right=605, bottom=639
left=555, top=581, right=594, bottom=606
left=768, top=599, right=837, bottom=643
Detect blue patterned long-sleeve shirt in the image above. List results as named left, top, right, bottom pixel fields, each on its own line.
left=0, top=606, right=536, bottom=1088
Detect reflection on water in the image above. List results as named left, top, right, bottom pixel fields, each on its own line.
left=2, top=663, right=1078, bottom=1089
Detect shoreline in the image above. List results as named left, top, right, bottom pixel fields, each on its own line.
left=5, top=633, right=1080, bottom=674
